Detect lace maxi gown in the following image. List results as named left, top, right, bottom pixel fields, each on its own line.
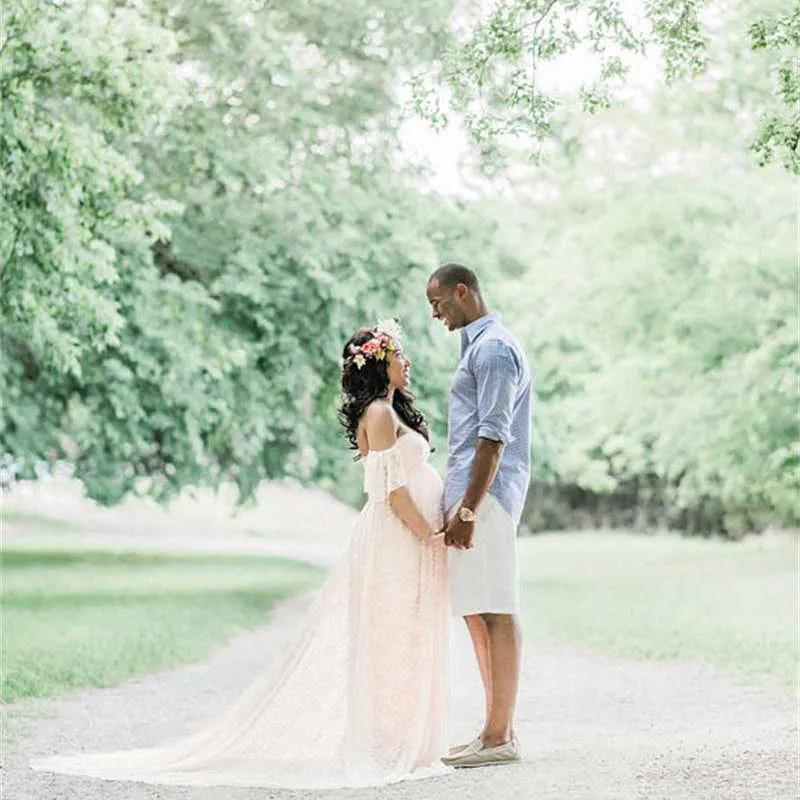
left=31, top=431, right=451, bottom=789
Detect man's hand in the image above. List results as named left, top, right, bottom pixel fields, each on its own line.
left=443, top=516, right=475, bottom=549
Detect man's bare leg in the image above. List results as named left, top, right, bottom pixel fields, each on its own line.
left=466, top=614, right=493, bottom=720
left=479, top=613, right=521, bottom=747
left=449, top=614, right=493, bottom=754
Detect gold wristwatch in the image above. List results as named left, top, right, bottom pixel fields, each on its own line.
left=457, top=506, right=477, bottom=523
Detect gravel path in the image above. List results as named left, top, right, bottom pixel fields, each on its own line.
left=5, top=591, right=795, bottom=800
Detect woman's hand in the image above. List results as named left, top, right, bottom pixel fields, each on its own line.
left=429, top=530, right=446, bottom=547
left=407, top=522, right=445, bottom=546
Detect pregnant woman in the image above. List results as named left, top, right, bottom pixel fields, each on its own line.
left=32, top=320, right=452, bottom=789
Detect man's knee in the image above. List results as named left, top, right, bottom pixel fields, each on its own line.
left=479, top=612, right=518, bottom=629
left=464, top=613, right=486, bottom=631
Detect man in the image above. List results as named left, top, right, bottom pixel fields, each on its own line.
left=426, top=263, right=532, bottom=768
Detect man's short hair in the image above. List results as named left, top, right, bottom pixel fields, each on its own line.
left=429, top=263, right=480, bottom=292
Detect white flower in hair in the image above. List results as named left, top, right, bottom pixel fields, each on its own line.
left=375, top=317, right=403, bottom=343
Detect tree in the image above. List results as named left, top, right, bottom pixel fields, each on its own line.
left=750, top=1, right=800, bottom=174
left=415, top=0, right=798, bottom=174
left=1, top=0, right=186, bottom=492
left=2, top=0, right=494, bottom=504
left=493, top=66, right=797, bottom=533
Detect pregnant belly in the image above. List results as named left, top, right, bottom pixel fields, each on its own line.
left=406, top=463, right=444, bottom=530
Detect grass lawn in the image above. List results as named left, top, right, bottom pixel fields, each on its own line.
left=2, top=548, right=324, bottom=703
left=3, top=530, right=793, bottom=704
left=519, top=531, right=796, bottom=687
left=4, top=509, right=84, bottom=533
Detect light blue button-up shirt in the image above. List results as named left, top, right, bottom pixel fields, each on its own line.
left=443, top=313, right=532, bottom=525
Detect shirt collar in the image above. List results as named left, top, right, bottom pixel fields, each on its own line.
left=460, top=312, right=500, bottom=352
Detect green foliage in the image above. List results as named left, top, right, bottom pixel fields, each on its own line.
left=414, top=0, right=708, bottom=147
left=498, top=77, right=797, bottom=532
left=0, top=2, right=184, bottom=377
left=1, top=0, right=188, bottom=499
left=419, top=0, right=798, bottom=175
left=1, top=0, right=469, bottom=504
left=1, top=1, right=795, bottom=534
left=749, top=1, right=800, bottom=173
left=2, top=547, right=322, bottom=702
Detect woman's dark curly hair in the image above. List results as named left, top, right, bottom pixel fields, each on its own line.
left=338, top=327, right=430, bottom=452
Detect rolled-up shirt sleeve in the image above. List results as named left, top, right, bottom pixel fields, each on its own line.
left=473, top=340, right=519, bottom=446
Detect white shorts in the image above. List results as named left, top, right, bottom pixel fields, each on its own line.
left=447, top=493, right=519, bottom=617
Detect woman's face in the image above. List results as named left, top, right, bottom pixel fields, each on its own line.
left=386, top=346, right=410, bottom=390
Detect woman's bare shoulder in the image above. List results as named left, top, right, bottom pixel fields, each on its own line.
left=358, top=400, right=396, bottom=450
left=361, top=399, right=393, bottom=421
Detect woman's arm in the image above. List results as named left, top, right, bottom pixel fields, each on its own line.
left=390, top=487, right=437, bottom=542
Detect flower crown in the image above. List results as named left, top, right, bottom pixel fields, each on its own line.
left=345, top=318, right=403, bottom=370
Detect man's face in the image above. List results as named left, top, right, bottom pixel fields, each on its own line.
left=426, top=279, right=466, bottom=331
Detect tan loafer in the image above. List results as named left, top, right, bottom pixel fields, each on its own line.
left=441, top=736, right=521, bottom=768
left=447, top=736, right=481, bottom=756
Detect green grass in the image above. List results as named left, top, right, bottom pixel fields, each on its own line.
left=4, top=532, right=793, bottom=704
left=519, top=531, right=796, bottom=687
left=3, top=508, right=84, bottom=532
left=1, top=548, right=324, bottom=703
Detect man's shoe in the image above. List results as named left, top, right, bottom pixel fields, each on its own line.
left=447, top=737, right=481, bottom=756
left=441, top=737, right=521, bottom=768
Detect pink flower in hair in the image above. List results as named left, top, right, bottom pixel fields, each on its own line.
left=345, top=321, right=402, bottom=370
left=360, top=338, right=382, bottom=356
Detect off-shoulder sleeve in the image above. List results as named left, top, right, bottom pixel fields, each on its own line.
left=362, top=441, right=408, bottom=502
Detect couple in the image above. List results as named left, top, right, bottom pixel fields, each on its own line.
left=32, top=263, right=532, bottom=789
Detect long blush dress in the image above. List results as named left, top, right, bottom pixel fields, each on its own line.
left=31, top=431, right=451, bottom=789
